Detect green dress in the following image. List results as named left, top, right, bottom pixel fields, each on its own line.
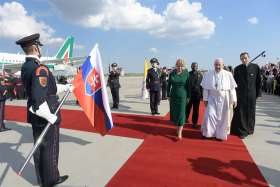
left=167, top=69, right=190, bottom=126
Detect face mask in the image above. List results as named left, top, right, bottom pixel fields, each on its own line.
left=152, top=63, right=158, bottom=68
left=36, top=45, right=42, bottom=58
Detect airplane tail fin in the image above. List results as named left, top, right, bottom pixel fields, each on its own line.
left=55, top=36, right=74, bottom=64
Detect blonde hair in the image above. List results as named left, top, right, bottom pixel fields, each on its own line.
left=176, top=59, right=185, bottom=67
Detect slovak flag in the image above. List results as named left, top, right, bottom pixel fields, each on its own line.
left=73, top=44, right=113, bottom=135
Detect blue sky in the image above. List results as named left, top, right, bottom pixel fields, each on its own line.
left=0, top=0, right=279, bottom=72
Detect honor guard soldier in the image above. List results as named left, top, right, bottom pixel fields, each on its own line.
left=146, top=58, right=161, bottom=115
left=14, top=77, right=25, bottom=99
left=160, top=67, right=168, bottom=100
left=107, top=63, right=121, bottom=109
left=0, top=78, right=10, bottom=132
left=16, top=33, right=68, bottom=187
left=4, top=76, right=15, bottom=101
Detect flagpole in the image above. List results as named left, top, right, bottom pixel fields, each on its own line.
left=17, top=90, right=71, bottom=176
left=142, top=58, right=149, bottom=99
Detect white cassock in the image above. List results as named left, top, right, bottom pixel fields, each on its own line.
left=201, top=70, right=237, bottom=140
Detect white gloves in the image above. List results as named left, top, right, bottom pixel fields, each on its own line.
left=66, top=84, right=75, bottom=92
left=56, top=84, right=74, bottom=94
left=29, top=101, right=57, bottom=124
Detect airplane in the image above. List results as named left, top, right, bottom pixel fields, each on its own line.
left=0, top=36, right=85, bottom=74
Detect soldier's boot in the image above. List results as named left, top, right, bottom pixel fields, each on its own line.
left=155, top=106, right=160, bottom=115
left=191, top=123, right=199, bottom=129
left=111, top=104, right=115, bottom=109
left=53, top=175, right=69, bottom=186
left=0, top=123, right=11, bottom=132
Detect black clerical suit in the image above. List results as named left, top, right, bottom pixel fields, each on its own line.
left=160, top=71, right=168, bottom=100
left=231, top=63, right=262, bottom=137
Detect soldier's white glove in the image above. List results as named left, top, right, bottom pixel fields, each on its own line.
left=29, top=101, right=57, bottom=124
left=66, top=84, right=75, bottom=92
left=56, top=84, right=67, bottom=94
left=56, top=84, right=74, bottom=94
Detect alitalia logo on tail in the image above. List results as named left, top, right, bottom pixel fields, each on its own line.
left=55, top=36, right=74, bottom=64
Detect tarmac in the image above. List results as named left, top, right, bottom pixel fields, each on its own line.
left=1, top=76, right=280, bottom=187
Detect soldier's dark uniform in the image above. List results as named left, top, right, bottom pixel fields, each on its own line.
left=276, top=73, right=280, bottom=96
left=14, top=77, right=25, bottom=99
left=160, top=67, right=168, bottom=100
left=17, top=33, right=68, bottom=187
left=185, top=69, right=203, bottom=127
left=146, top=58, right=161, bottom=115
left=107, top=63, right=121, bottom=109
left=4, top=76, right=15, bottom=101
left=0, top=78, right=10, bottom=132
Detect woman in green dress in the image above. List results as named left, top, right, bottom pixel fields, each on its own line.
left=167, top=59, right=190, bottom=140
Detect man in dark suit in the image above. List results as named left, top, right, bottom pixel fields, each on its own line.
left=160, top=67, right=168, bottom=100
left=0, top=78, right=10, bottom=132
left=231, top=52, right=262, bottom=139
left=16, top=33, right=68, bottom=187
left=107, top=63, right=121, bottom=109
left=185, top=62, right=203, bottom=128
left=146, top=58, right=161, bottom=115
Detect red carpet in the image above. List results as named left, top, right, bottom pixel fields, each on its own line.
left=6, top=104, right=268, bottom=187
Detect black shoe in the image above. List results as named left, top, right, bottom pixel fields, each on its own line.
left=151, top=111, right=156, bottom=115
left=155, top=112, right=160, bottom=115
left=53, top=175, right=68, bottom=185
left=202, top=136, right=208, bottom=140
left=0, top=124, right=11, bottom=132
left=215, top=138, right=223, bottom=142
left=202, top=136, right=214, bottom=140
left=239, top=135, right=247, bottom=139
left=0, top=128, right=11, bottom=132
left=192, top=124, right=199, bottom=129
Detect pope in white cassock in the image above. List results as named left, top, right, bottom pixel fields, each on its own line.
left=201, top=58, right=237, bottom=141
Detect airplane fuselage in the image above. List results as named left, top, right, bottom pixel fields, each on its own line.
left=0, top=52, right=57, bottom=69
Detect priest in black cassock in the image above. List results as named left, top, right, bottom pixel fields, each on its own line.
left=231, top=52, right=262, bottom=139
